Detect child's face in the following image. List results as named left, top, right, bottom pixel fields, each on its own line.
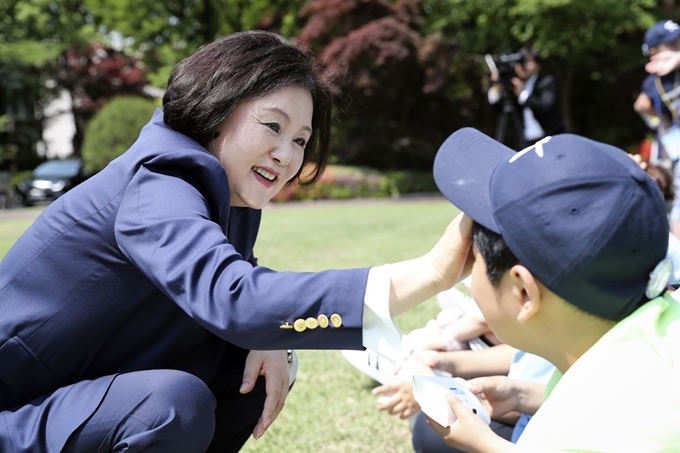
left=469, top=245, right=521, bottom=348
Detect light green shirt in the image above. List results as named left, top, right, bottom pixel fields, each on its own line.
left=516, top=294, right=680, bottom=452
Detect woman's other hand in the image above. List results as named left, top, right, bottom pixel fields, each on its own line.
left=240, top=350, right=290, bottom=439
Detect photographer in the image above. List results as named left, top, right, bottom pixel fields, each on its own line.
left=486, top=48, right=564, bottom=148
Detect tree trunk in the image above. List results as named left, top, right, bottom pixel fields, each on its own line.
left=65, top=90, right=84, bottom=157
left=662, top=0, right=676, bottom=13
left=561, top=60, right=574, bottom=133
left=200, top=0, right=220, bottom=41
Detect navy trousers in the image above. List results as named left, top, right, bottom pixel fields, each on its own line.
left=0, top=346, right=268, bottom=452
left=62, top=370, right=216, bottom=452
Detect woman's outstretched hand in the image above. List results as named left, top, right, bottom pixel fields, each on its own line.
left=426, top=213, right=474, bottom=293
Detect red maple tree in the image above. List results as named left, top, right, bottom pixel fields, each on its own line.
left=56, top=43, right=148, bottom=154
left=296, top=0, right=459, bottom=170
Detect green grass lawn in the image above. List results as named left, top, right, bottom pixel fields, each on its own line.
left=0, top=207, right=46, bottom=256
left=0, top=198, right=460, bottom=452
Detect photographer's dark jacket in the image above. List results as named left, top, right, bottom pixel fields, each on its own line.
left=521, top=73, right=565, bottom=137
left=489, top=72, right=564, bottom=141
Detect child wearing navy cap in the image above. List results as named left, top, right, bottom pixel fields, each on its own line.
left=425, top=129, right=680, bottom=452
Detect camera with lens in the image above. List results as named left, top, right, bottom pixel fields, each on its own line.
left=490, top=52, right=524, bottom=85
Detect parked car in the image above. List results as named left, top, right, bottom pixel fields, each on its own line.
left=16, top=159, right=87, bottom=206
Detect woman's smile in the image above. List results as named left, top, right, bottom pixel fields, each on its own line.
left=252, top=166, right=279, bottom=188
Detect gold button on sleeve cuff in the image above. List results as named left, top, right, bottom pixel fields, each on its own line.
left=330, top=313, right=342, bottom=328
left=305, top=317, right=319, bottom=329
left=317, top=314, right=329, bottom=328
left=293, top=319, right=307, bottom=332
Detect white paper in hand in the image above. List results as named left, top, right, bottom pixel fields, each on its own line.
left=412, top=375, right=491, bottom=427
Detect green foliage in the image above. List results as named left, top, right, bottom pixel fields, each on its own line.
left=421, top=0, right=657, bottom=55
left=2, top=0, right=680, bottom=177
left=11, top=170, right=32, bottom=187
left=385, top=169, right=439, bottom=194
left=507, top=0, right=656, bottom=58
left=0, top=64, right=48, bottom=168
left=83, top=0, right=308, bottom=87
left=1, top=0, right=98, bottom=46
left=0, top=0, right=97, bottom=70
left=81, top=96, right=157, bottom=173
left=0, top=41, right=63, bottom=66
left=0, top=0, right=100, bottom=167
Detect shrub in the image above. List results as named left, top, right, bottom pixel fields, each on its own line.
left=271, top=165, right=438, bottom=202
left=384, top=170, right=438, bottom=195
left=12, top=170, right=32, bottom=187
left=81, top=96, right=158, bottom=174
left=273, top=165, right=395, bottom=202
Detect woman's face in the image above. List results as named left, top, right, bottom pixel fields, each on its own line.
left=211, top=85, right=313, bottom=209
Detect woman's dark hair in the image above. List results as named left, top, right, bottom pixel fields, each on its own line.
left=472, top=221, right=519, bottom=286
left=163, top=30, right=332, bottom=185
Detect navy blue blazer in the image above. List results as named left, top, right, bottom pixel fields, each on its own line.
left=0, top=110, right=368, bottom=427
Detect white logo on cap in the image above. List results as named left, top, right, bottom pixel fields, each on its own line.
left=665, top=20, right=679, bottom=32
left=509, top=136, right=552, bottom=163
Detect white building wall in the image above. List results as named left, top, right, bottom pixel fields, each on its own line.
left=41, top=89, right=75, bottom=159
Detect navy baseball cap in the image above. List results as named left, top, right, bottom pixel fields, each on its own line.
left=434, top=129, right=669, bottom=321
left=642, top=20, right=680, bottom=55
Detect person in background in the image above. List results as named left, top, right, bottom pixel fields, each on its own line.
left=0, top=31, right=472, bottom=453
left=487, top=47, right=565, bottom=146
left=630, top=156, right=680, bottom=286
left=634, top=19, right=680, bottom=238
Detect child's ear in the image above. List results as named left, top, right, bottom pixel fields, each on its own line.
left=509, top=264, right=541, bottom=323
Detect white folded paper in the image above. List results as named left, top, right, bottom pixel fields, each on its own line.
left=412, top=375, right=491, bottom=427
